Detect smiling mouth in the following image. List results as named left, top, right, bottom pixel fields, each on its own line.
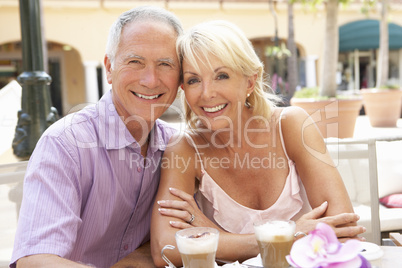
left=202, top=104, right=227, bottom=113
left=133, top=92, right=162, bottom=100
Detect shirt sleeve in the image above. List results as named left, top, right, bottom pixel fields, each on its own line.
left=10, top=132, right=83, bottom=266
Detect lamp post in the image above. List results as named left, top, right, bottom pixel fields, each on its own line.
left=13, top=0, right=58, bottom=160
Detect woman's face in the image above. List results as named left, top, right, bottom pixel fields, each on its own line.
left=182, top=55, right=255, bottom=131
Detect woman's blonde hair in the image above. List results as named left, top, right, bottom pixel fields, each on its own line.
left=177, top=20, right=280, bottom=127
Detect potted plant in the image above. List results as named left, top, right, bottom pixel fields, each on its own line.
left=361, top=85, right=402, bottom=127
left=289, top=0, right=363, bottom=139
left=360, top=0, right=402, bottom=128
left=290, top=87, right=362, bottom=138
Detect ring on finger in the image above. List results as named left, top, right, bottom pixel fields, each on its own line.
left=187, top=214, right=195, bottom=224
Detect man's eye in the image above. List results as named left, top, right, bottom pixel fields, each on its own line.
left=129, top=60, right=141, bottom=64
left=160, top=62, right=172, bottom=67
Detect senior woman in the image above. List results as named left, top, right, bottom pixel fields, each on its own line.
left=150, top=20, right=365, bottom=267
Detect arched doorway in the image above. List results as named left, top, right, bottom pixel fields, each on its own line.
left=0, top=41, right=86, bottom=116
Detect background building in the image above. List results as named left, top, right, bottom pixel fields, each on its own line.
left=0, top=0, right=402, bottom=117
left=1, top=1, right=402, bottom=266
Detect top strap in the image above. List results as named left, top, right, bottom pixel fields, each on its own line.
left=278, top=108, right=290, bottom=161
left=184, top=132, right=205, bottom=171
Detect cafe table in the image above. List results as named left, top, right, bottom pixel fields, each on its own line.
left=112, top=241, right=402, bottom=268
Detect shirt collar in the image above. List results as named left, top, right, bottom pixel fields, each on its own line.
left=149, top=119, right=169, bottom=153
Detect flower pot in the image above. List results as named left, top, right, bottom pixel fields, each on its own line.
left=361, top=89, right=402, bottom=127
left=290, top=97, right=363, bottom=138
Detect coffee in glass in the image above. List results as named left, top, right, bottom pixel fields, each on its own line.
left=254, top=220, right=295, bottom=268
left=175, top=227, right=219, bottom=268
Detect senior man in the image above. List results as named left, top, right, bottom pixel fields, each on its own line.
left=10, top=6, right=182, bottom=268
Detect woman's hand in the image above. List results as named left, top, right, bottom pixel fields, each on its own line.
left=157, top=187, right=222, bottom=230
left=295, top=201, right=366, bottom=242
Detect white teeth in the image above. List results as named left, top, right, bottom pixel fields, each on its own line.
left=203, top=104, right=226, bottom=112
left=135, top=93, right=160, bottom=100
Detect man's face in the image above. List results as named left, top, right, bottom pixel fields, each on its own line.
left=105, top=20, right=180, bottom=124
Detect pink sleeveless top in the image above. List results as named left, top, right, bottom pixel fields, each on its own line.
left=190, top=110, right=312, bottom=234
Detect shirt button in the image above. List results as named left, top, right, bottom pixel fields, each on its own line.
left=137, top=167, right=142, bottom=172
left=124, top=244, right=128, bottom=250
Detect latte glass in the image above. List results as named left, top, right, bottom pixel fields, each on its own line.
left=175, top=227, right=219, bottom=268
left=253, top=220, right=295, bottom=268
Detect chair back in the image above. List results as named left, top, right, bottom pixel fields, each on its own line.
left=0, top=161, right=28, bottom=217
left=325, top=138, right=381, bottom=245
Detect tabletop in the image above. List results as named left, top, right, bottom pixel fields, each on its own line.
left=112, top=242, right=402, bottom=268
left=112, top=242, right=154, bottom=268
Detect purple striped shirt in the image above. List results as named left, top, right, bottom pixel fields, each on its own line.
left=10, top=91, right=177, bottom=268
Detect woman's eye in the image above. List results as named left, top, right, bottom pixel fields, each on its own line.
left=217, top=73, right=229, bottom=80
left=186, top=78, right=200, bottom=85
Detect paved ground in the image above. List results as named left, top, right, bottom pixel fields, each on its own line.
left=0, top=115, right=401, bottom=267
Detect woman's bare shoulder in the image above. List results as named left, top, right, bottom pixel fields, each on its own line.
left=275, top=106, right=324, bottom=158
left=165, top=131, right=202, bottom=155
left=275, top=106, right=309, bottom=123
left=270, top=106, right=311, bottom=134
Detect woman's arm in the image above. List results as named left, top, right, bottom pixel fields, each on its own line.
left=280, top=106, right=365, bottom=239
left=153, top=186, right=361, bottom=267
left=156, top=188, right=259, bottom=264
left=150, top=134, right=259, bottom=267
left=150, top=134, right=197, bottom=267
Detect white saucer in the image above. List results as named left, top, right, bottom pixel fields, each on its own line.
left=359, top=241, right=384, bottom=261
left=242, top=254, right=262, bottom=267
left=241, top=242, right=383, bottom=266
